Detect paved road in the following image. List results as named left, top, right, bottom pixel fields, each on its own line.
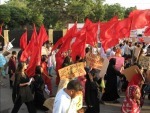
left=0, top=49, right=150, bottom=113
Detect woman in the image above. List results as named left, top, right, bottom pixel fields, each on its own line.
left=101, top=58, right=123, bottom=103
left=85, top=69, right=100, bottom=113
left=33, top=66, right=49, bottom=111
left=122, top=85, right=141, bottom=113
left=41, top=55, right=53, bottom=96
left=11, top=62, right=36, bottom=113
left=62, top=56, right=73, bottom=68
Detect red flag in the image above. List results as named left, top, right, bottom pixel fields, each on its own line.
left=115, top=18, right=132, bottom=38
left=37, top=25, right=48, bottom=46
left=20, top=25, right=37, bottom=62
left=26, top=25, right=49, bottom=77
left=71, top=33, right=87, bottom=61
left=85, top=19, right=98, bottom=46
left=26, top=45, right=41, bottom=77
left=57, top=23, right=77, bottom=54
left=144, top=26, right=150, bottom=36
left=20, top=31, right=27, bottom=50
left=100, top=16, right=119, bottom=50
left=129, top=9, right=150, bottom=30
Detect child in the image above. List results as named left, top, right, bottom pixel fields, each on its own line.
left=8, top=51, right=17, bottom=88
left=122, top=85, right=141, bottom=113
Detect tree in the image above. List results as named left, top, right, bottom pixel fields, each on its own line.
left=104, top=3, right=125, bottom=21
left=0, top=5, right=11, bottom=24
left=124, top=7, right=137, bottom=18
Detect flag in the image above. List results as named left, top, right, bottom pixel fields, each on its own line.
left=100, top=16, right=119, bottom=50
left=129, top=9, right=150, bottom=30
left=144, top=26, right=150, bottom=36
left=115, top=18, right=132, bottom=38
left=26, top=45, right=41, bottom=77
left=20, top=25, right=37, bottom=62
left=85, top=19, right=98, bottom=46
left=20, top=31, right=27, bottom=50
left=71, top=31, right=87, bottom=61
left=57, top=23, right=77, bottom=54
left=37, top=25, right=48, bottom=46
left=26, top=25, right=48, bottom=77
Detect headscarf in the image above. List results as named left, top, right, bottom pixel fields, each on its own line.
left=109, top=58, right=116, bottom=66
left=115, top=48, right=122, bottom=57
left=122, top=85, right=141, bottom=113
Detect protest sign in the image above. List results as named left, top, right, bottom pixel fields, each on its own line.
left=99, top=58, right=109, bottom=78
left=138, top=56, right=150, bottom=70
left=134, top=47, right=141, bottom=59
left=2, top=51, right=10, bottom=56
left=43, top=97, right=55, bottom=111
left=58, top=62, right=86, bottom=80
left=122, top=65, right=140, bottom=82
left=73, top=94, right=83, bottom=110
left=86, top=52, right=104, bottom=70
left=143, top=36, right=150, bottom=43
left=57, top=79, right=69, bottom=92
left=114, top=57, right=124, bottom=71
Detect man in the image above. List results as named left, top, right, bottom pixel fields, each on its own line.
left=53, top=80, right=83, bottom=113
left=110, top=47, right=116, bottom=57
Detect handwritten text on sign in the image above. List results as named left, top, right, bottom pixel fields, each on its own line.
left=86, top=52, right=104, bottom=70
left=58, top=62, right=86, bottom=80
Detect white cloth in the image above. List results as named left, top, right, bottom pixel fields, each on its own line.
left=53, top=89, right=77, bottom=113
left=123, top=44, right=131, bottom=55
left=110, top=50, right=116, bottom=57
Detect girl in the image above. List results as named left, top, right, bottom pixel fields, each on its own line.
left=11, top=62, right=36, bottom=113
left=122, top=85, right=141, bottom=113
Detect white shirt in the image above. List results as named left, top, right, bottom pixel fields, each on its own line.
left=53, top=89, right=77, bottom=113
left=110, top=50, right=116, bottom=57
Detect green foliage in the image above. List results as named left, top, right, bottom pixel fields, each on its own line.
left=124, top=7, right=137, bottom=18
left=104, top=3, right=126, bottom=21
left=0, top=5, right=11, bottom=24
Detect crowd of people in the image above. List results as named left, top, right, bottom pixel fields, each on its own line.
left=0, top=39, right=150, bottom=113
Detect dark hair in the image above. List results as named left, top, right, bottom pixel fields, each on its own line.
left=17, top=62, right=26, bottom=73
left=41, top=55, right=47, bottom=62
left=63, top=56, right=71, bottom=64
left=35, top=66, right=42, bottom=74
left=89, top=69, right=97, bottom=77
left=109, top=58, right=116, bottom=65
left=85, top=47, right=90, bottom=54
left=12, top=51, right=17, bottom=55
left=76, top=55, right=80, bottom=62
left=67, top=80, right=83, bottom=91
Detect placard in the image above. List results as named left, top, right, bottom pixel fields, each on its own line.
left=114, top=57, right=124, bottom=71
left=86, top=52, right=104, bottom=70
left=43, top=97, right=55, bottom=111
left=58, top=62, right=86, bottom=80
left=99, top=58, right=109, bottom=78
left=2, top=51, right=10, bottom=56
left=122, top=65, right=140, bottom=82
left=134, top=47, right=141, bottom=59
left=57, top=79, right=69, bottom=92
left=138, top=56, right=150, bottom=70
left=143, top=36, right=150, bottom=43
left=73, top=94, right=83, bottom=111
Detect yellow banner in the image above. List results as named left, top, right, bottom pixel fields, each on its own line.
left=58, top=62, right=86, bottom=80
left=86, top=52, right=104, bottom=70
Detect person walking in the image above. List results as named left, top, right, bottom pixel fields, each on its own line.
left=11, top=62, right=36, bottom=113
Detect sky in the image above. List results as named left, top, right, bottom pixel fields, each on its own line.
left=104, top=0, right=150, bottom=9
